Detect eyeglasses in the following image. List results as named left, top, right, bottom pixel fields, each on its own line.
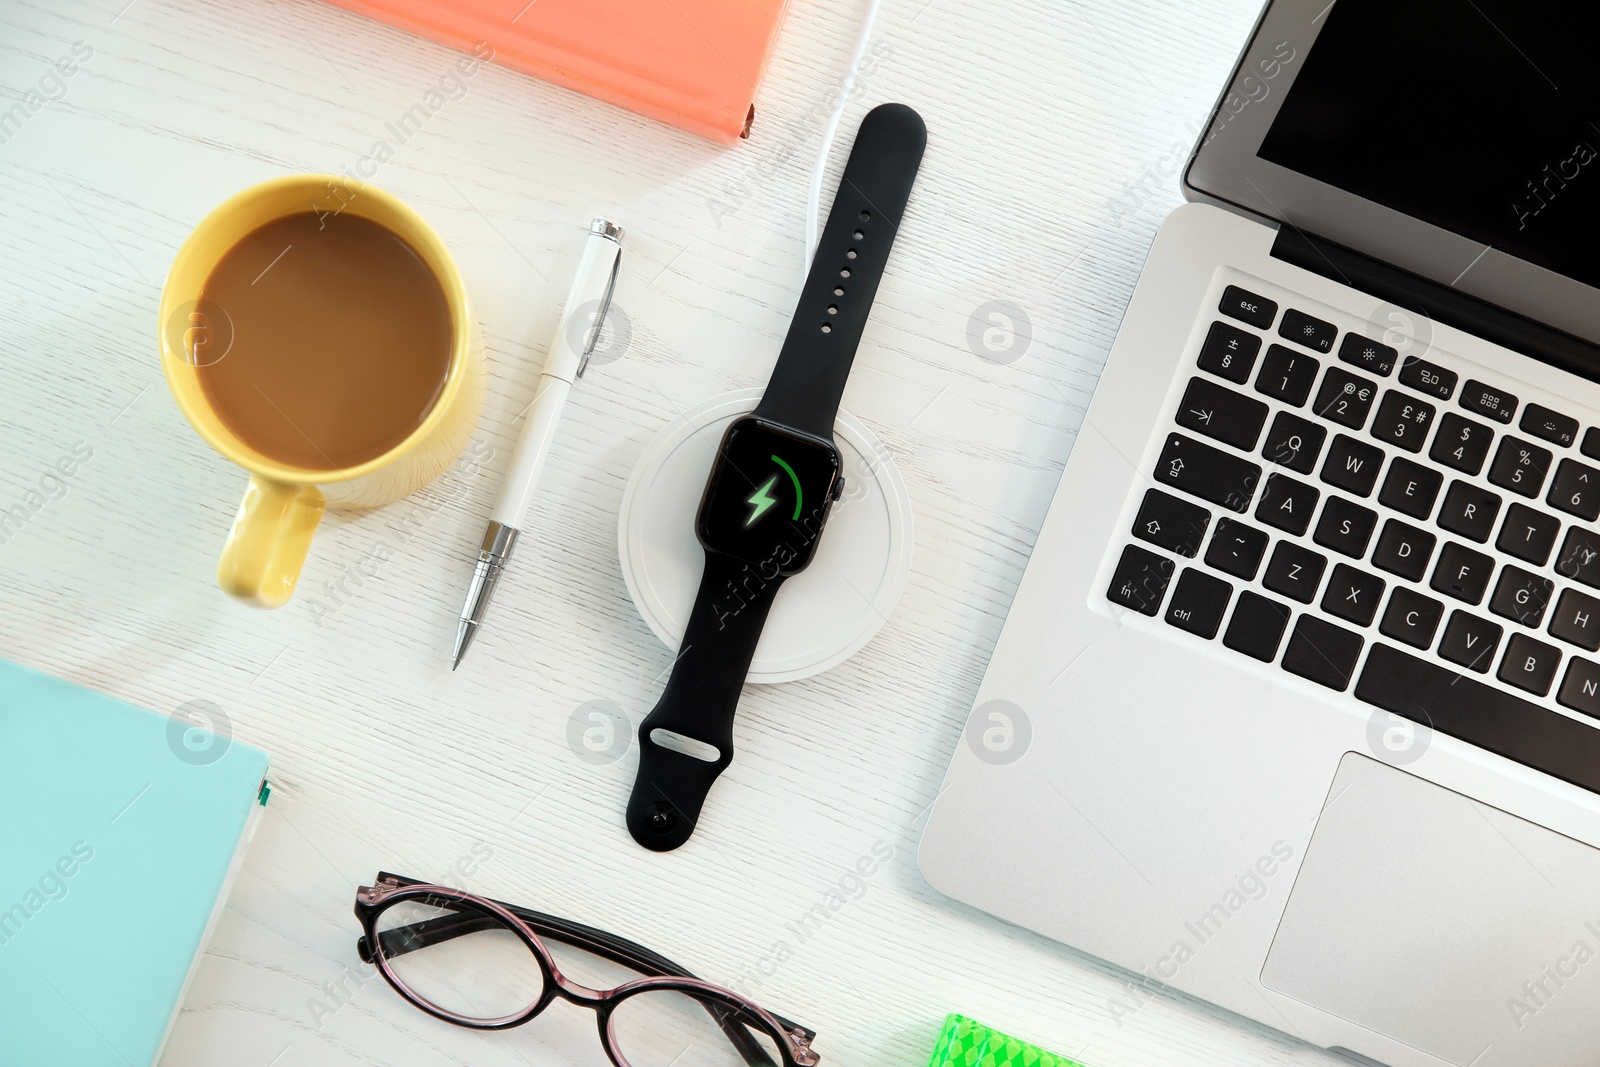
left=354, top=873, right=821, bottom=1067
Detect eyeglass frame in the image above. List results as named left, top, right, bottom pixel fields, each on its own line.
left=353, top=872, right=820, bottom=1067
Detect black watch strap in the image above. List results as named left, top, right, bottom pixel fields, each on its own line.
left=751, top=102, right=927, bottom=439
left=627, top=551, right=785, bottom=851
left=627, top=104, right=925, bottom=852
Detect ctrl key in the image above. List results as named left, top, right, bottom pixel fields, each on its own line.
left=1165, top=568, right=1233, bottom=639
left=1107, top=544, right=1174, bottom=616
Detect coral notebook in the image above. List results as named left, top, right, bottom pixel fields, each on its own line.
left=322, top=0, right=792, bottom=144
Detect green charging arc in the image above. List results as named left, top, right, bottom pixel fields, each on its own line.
left=770, top=454, right=803, bottom=519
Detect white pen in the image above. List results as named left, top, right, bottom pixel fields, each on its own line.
left=452, top=218, right=624, bottom=669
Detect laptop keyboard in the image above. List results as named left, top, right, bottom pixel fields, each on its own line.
left=1106, top=280, right=1600, bottom=796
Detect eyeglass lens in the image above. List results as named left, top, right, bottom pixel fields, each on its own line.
left=371, top=897, right=786, bottom=1066
left=374, top=898, right=546, bottom=1024
left=608, top=987, right=785, bottom=1067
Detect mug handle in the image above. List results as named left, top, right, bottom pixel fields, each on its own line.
left=217, top=475, right=326, bottom=608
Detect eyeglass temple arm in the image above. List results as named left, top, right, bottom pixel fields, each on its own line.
left=359, top=875, right=812, bottom=1057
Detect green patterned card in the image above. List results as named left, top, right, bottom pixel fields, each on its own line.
left=924, top=1014, right=1087, bottom=1067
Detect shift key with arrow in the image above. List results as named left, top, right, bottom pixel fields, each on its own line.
left=1133, top=488, right=1211, bottom=557
left=1175, top=376, right=1269, bottom=451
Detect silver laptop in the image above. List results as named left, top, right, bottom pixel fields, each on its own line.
left=921, top=2, right=1600, bottom=1063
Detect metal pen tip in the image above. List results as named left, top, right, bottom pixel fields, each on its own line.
left=451, top=521, right=515, bottom=673
left=452, top=619, right=475, bottom=671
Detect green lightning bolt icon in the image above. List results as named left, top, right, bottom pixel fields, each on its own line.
left=744, top=475, right=780, bottom=526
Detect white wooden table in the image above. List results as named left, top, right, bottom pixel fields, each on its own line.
left=0, top=0, right=1340, bottom=1064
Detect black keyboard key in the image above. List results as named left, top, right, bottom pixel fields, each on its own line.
left=1369, top=391, right=1434, bottom=453
left=1491, top=515, right=1555, bottom=579
left=1557, top=657, right=1600, bottom=718
left=1372, top=519, right=1435, bottom=582
left=1461, top=379, right=1517, bottom=424
left=1313, top=497, right=1378, bottom=558
left=1437, top=480, right=1501, bottom=542
left=1254, top=345, right=1320, bottom=406
left=1132, top=488, right=1210, bottom=557
left=1487, top=437, right=1552, bottom=498
left=1262, top=411, right=1326, bottom=474
left=1439, top=610, right=1503, bottom=673
left=1546, top=458, right=1600, bottom=521
left=1399, top=356, right=1456, bottom=400
left=1429, top=412, right=1494, bottom=475
left=1495, top=503, right=1559, bottom=566
left=1206, top=518, right=1269, bottom=580
left=1263, top=541, right=1328, bottom=604
left=1549, top=588, right=1600, bottom=652
left=1380, top=587, right=1443, bottom=649
left=1176, top=377, right=1269, bottom=452
left=1322, top=563, right=1385, bottom=626
left=1255, top=473, right=1320, bottom=536
left=1106, top=544, right=1173, bottom=616
left=1521, top=403, right=1579, bottom=448
left=1313, top=367, right=1378, bottom=430
left=1220, top=286, right=1276, bottom=330
left=1283, top=615, right=1363, bottom=691
left=1583, top=426, right=1600, bottom=461
left=1320, top=434, right=1385, bottom=497
left=1223, top=591, right=1291, bottom=661
left=1164, top=568, right=1233, bottom=639
left=1338, top=332, right=1397, bottom=376
left=1377, top=458, right=1442, bottom=519
left=1197, top=321, right=1262, bottom=384
left=1431, top=542, right=1496, bottom=604
left=1355, top=643, right=1600, bottom=795
left=1280, top=308, right=1337, bottom=354
left=1556, top=527, right=1600, bottom=589
left=1499, top=633, right=1561, bottom=696
left=1489, top=566, right=1554, bottom=628
left=1154, top=434, right=1261, bottom=513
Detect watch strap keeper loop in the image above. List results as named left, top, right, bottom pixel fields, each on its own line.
left=627, top=550, right=786, bottom=850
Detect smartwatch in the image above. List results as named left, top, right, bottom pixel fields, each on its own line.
left=627, top=102, right=926, bottom=851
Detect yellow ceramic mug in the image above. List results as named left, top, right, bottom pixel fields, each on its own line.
left=159, top=175, right=485, bottom=608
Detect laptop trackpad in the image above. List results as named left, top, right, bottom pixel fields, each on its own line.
left=1261, top=754, right=1600, bottom=1065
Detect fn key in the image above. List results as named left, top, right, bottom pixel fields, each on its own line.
left=1107, top=544, right=1174, bottom=616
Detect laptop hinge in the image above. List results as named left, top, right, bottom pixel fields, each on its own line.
left=1270, top=226, right=1600, bottom=387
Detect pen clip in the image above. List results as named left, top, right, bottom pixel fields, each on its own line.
left=577, top=219, right=624, bottom=379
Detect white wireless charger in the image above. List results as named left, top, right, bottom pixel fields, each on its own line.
left=619, top=389, right=913, bottom=683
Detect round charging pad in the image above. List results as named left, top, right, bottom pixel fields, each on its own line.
left=619, top=389, right=912, bottom=684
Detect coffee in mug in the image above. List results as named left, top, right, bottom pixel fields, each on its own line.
left=160, top=175, right=485, bottom=608
left=197, top=211, right=454, bottom=471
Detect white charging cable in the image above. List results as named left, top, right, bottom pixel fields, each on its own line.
left=804, top=0, right=884, bottom=282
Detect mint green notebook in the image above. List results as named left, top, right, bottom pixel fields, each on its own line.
left=0, top=658, right=269, bottom=1066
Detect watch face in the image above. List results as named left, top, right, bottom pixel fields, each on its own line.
left=696, top=417, right=842, bottom=574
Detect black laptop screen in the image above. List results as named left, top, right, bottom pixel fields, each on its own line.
left=1258, top=0, right=1600, bottom=289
